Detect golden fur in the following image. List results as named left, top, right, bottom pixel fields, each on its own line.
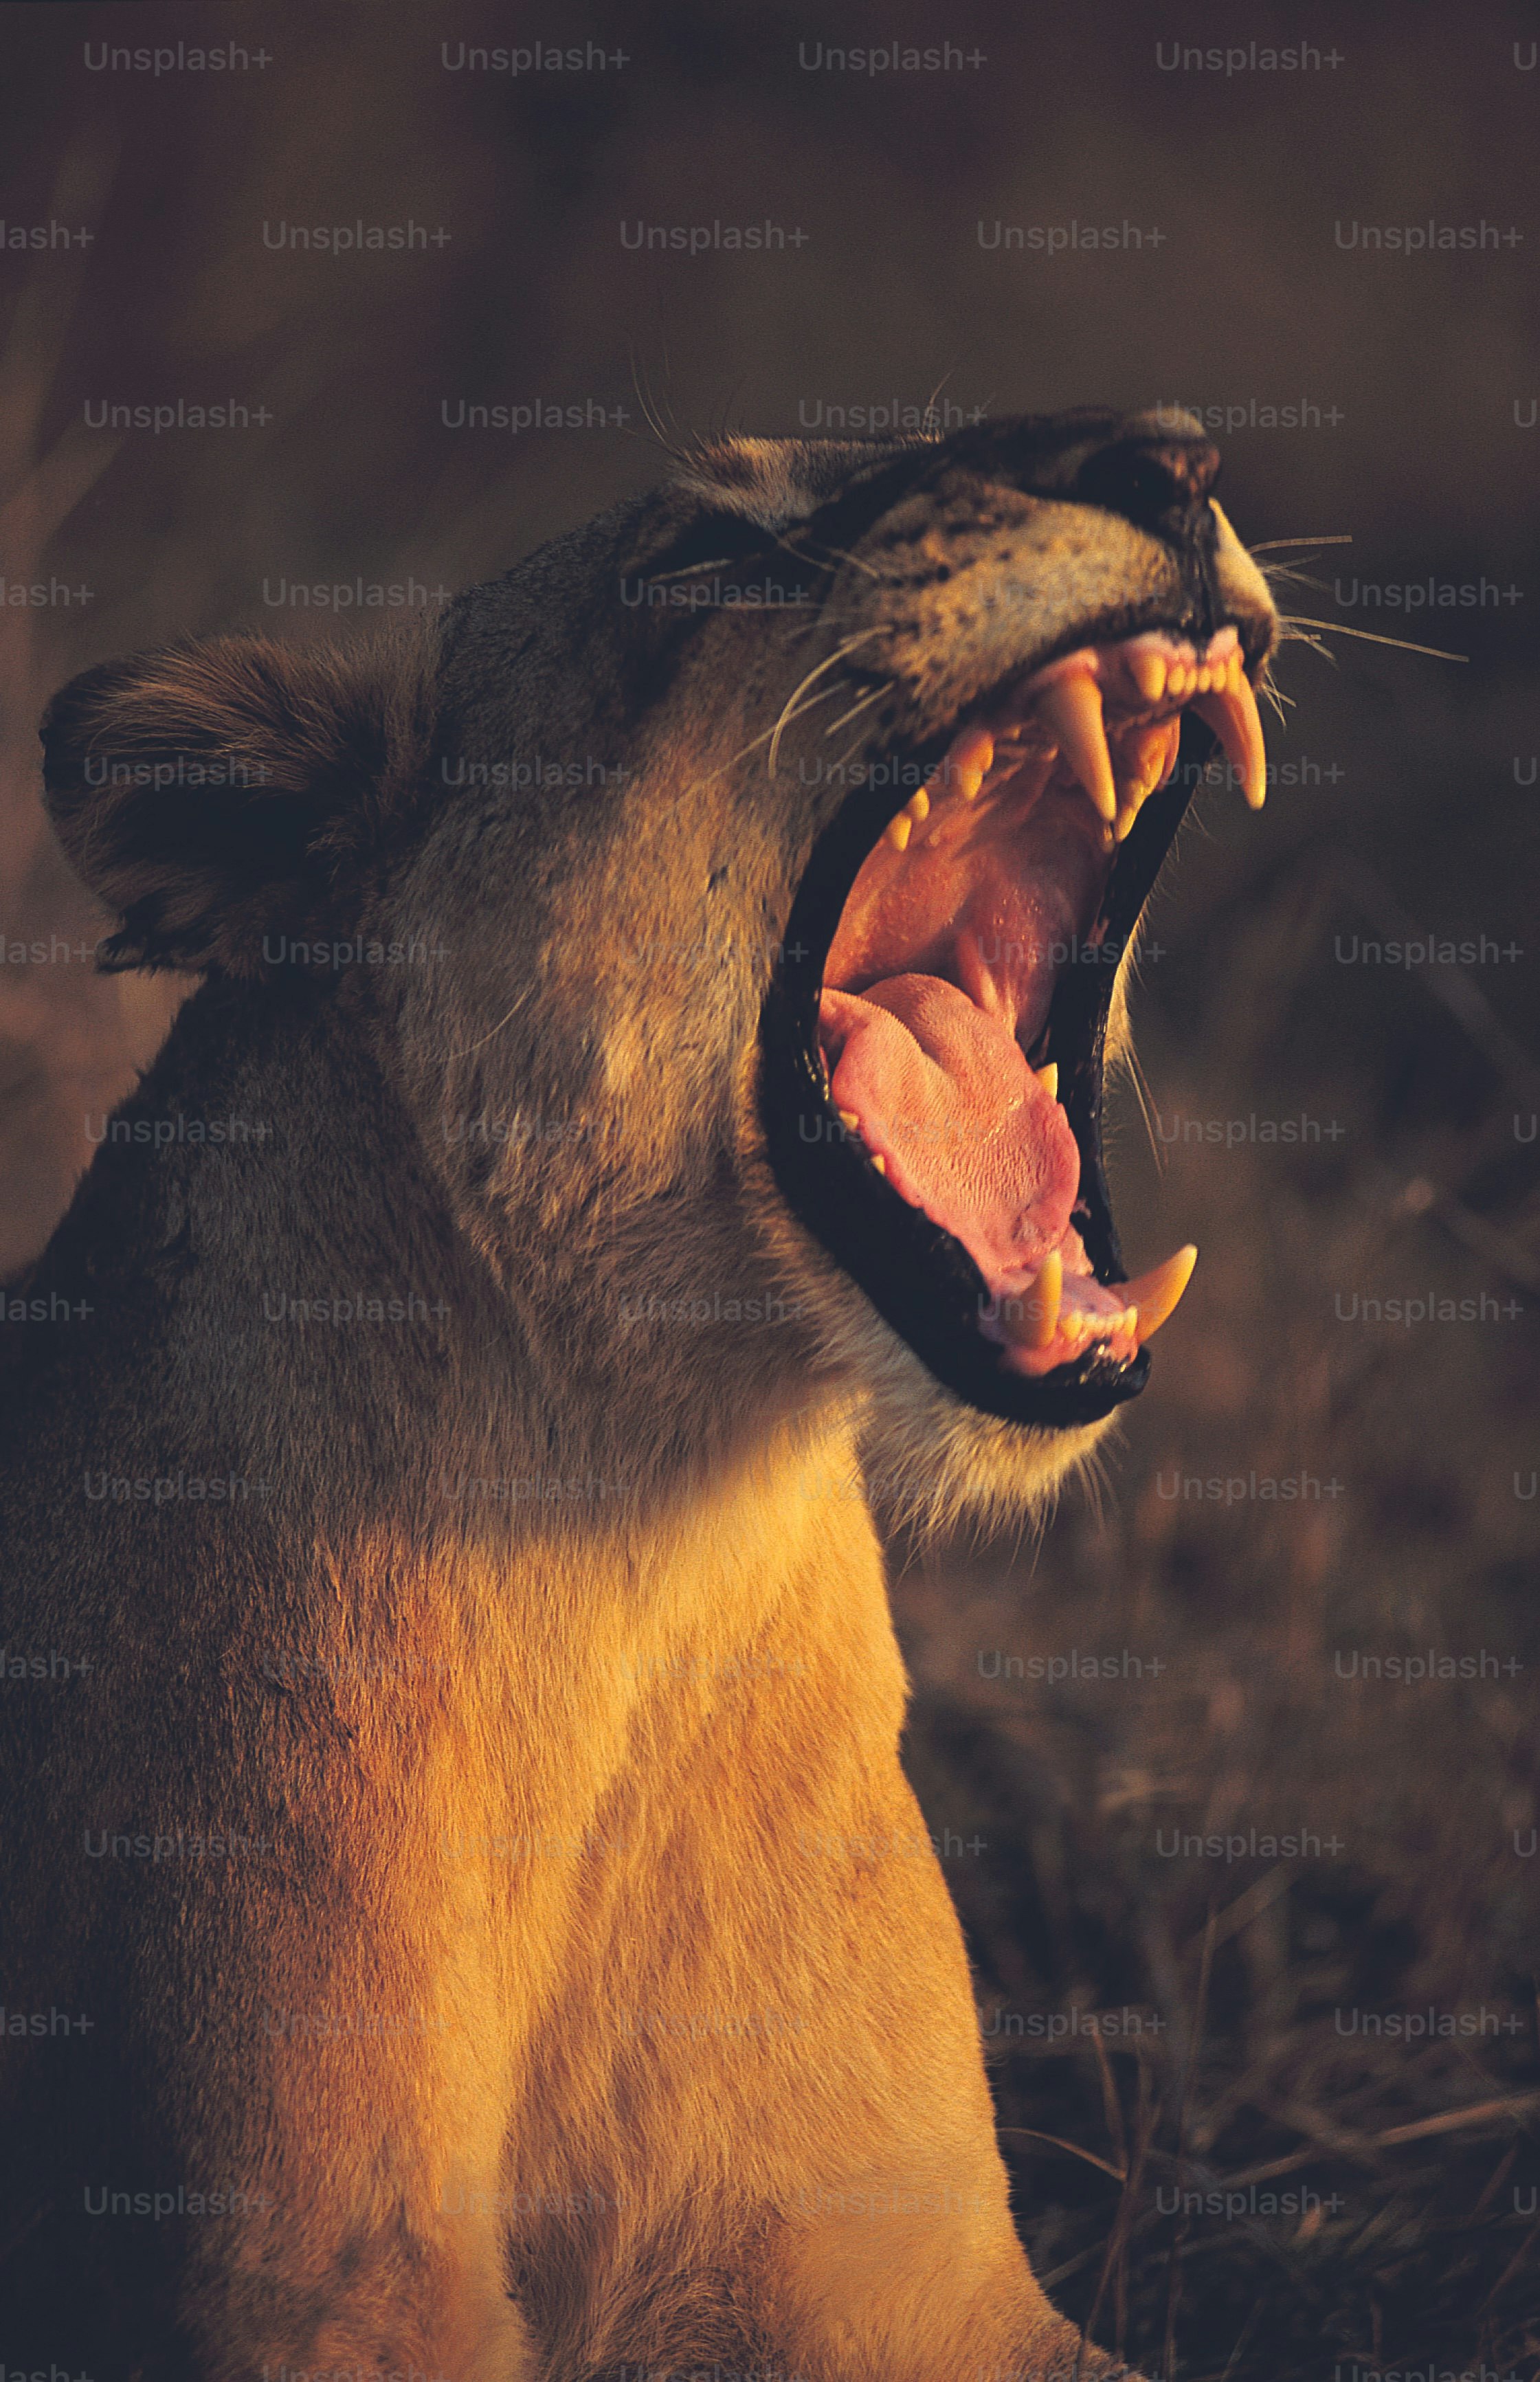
left=0, top=415, right=1276, bottom=2378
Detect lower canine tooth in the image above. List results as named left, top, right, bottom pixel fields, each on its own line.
left=1126, top=1245, right=1198, bottom=1344
left=1115, top=720, right=1180, bottom=841
left=884, top=814, right=912, bottom=851
left=1034, top=1062, right=1059, bottom=1100
left=1036, top=672, right=1117, bottom=824
left=1192, top=674, right=1268, bottom=810
left=1020, top=1247, right=1062, bottom=1349
left=906, top=789, right=930, bottom=823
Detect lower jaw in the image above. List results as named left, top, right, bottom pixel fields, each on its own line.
left=757, top=1005, right=1160, bottom=1430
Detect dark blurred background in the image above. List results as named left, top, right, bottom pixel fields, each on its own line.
left=2, top=3, right=1537, bottom=2370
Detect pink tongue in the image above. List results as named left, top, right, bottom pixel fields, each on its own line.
left=819, top=975, right=1080, bottom=1289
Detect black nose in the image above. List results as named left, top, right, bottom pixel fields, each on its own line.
left=1073, top=428, right=1222, bottom=538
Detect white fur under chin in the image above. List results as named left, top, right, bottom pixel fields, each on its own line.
left=778, top=1267, right=1111, bottom=1544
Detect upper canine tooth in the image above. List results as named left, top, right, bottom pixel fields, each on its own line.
left=906, top=789, right=930, bottom=823
left=1036, top=672, right=1116, bottom=823
left=1192, top=671, right=1268, bottom=810
left=1126, top=1244, right=1198, bottom=1344
left=1034, top=1062, right=1059, bottom=1099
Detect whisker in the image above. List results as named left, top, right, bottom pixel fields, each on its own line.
left=1250, top=534, right=1353, bottom=550
left=436, top=990, right=530, bottom=1062
left=627, top=350, right=689, bottom=466
left=922, top=368, right=954, bottom=421
left=1281, top=614, right=1469, bottom=663
left=1258, top=565, right=1333, bottom=592
left=1258, top=669, right=1292, bottom=724
left=810, top=541, right=882, bottom=581
left=738, top=679, right=852, bottom=764
left=754, top=517, right=835, bottom=569
left=775, top=522, right=881, bottom=581
left=768, top=632, right=884, bottom=775
left=821, top=681, right=891, bottom=739
left=646, top=557, right=745, bottom=583
left=656, top=682, right=857, bottom=821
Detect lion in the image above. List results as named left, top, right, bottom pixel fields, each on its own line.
left=0, top=408, right=1277, bottom=2381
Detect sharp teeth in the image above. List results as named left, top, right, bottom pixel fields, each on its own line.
left=884, top=813, right=912, bottom=851
left=1034, top=1062, right=1059, bottom=1100
left=1192, top=671, right=1268, bottom=810
left=1125, top=1245, right=1197, bottom=1344
left=950, top=726, right=994, bottom=800
left=1114, top=722, right=1180, bottom=842
left=906, top=788, right=930, bottom=823
left=1020, top=1247, right=1062, bottom=1349
left=1130, top=650, right=1166, bottom=706
left=1036, top=672, right=1116, bottom=824
left=1143, top=719, right=1182, bottom=783
left=870, top=1153, right=886, bottom=1176
left=838, top=1109, right=860, bottom=1130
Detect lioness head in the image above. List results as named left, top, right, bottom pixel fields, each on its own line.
left=41, top=408, right=1277, bottom=1529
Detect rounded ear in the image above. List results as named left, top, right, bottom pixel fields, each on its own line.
left=39, top=630, right=438, bottom=975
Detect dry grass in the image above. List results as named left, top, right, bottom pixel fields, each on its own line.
left=2, top=13, right=1536, bottom=2366
left=895, top=810, right=1540, bottom=2378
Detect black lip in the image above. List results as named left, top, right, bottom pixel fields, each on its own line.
left=759, top=689, right=1214, bottom=1429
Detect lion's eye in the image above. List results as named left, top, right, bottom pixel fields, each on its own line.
left=632, top=511, right=788, bottom=594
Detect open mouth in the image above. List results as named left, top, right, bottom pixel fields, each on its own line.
left=760, top=625, right=1269, bottom=1427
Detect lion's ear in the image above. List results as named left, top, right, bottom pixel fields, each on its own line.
left=40, top=632, right=436, bottom=975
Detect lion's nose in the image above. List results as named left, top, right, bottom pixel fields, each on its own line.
left=1073, top=431, right=1223, bottom=533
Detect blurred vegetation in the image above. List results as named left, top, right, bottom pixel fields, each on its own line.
left=3, top=3, right=1537, bottom=2371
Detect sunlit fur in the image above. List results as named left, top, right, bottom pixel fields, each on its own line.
left=1, top=416, right=1275, bottom=2377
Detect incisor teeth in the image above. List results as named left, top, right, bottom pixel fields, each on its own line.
left=1130, top=650, right=1166, bottom=705
left=1020, top=1247, right=1062, bottom=1349
left=1125, top=1245, right=1198, bottom=1345
left=1036, top=671, right=1117, bottom=824
left=1034, top=1062, right=1059, bottom=1100
left=1192, top=671, right=1268, bottom=810
left=884, top=813, right=912, bottom=852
